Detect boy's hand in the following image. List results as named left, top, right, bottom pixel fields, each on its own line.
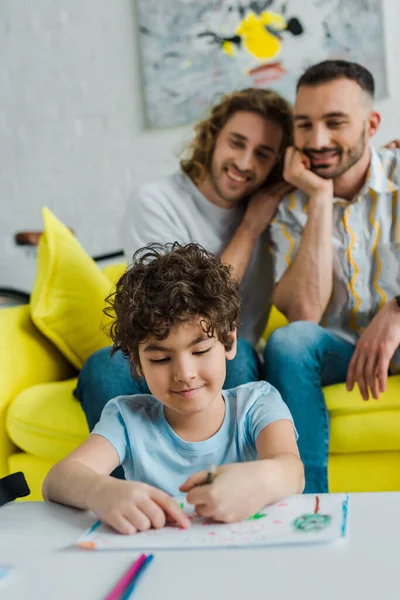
left=283, top=146, right=333, bottom=198
left=88, top=478, right=190, bottom=535
left=179, top=462, right=268, bottom=523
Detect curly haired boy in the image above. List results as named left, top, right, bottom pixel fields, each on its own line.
left=44, top=243, right=304, bottom=533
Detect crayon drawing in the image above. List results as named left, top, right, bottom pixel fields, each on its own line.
left=136, top=0, right=387, bottom=128
left=77, top=493, right=349, bottom=550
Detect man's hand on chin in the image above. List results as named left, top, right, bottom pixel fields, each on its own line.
left=283, top=146, right=333, bottom=199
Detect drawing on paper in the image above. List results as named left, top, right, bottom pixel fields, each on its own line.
left=292, top=495, right=332, bottom=532
left=136, top=0, right=387, bottom=128
left=77, top=494, right=349, bottom=550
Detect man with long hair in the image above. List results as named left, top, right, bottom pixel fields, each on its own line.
left=264, top=60, right=400, bottom=494
left=76, top=88, right=293, bottom=440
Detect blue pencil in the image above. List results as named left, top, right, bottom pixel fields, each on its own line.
left=120, top=554, right=154, bottom=600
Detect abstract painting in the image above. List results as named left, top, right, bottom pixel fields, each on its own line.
left=136, top=0, right=387, bottom=129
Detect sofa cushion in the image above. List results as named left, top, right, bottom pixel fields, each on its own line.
left=6, top=378, right=88, bottom=462
left=329, top=450, right=400, bottom=493
left=101, top=263, right=127, bottom=286
left=326, top=374, right=400, bottom=453
left=30, top=208, right=115, bottom=369
left=261, top=305, right=288, bottom=343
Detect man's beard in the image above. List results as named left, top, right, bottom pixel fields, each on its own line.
left=303, top=128, right=366, bottom=180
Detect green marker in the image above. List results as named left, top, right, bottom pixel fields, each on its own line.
left=246, top=512, right=267, bottom=521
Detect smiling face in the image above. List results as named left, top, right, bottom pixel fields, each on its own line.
left=294, top=78, right=379, bottom=180
left=137, top=319, right=236, bottom=429
left=198, top=110, right=283, bottom=208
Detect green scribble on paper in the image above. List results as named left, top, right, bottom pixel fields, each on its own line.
left=246, top=512, right=267, bottom=521
left=292, top=513, right=331, bottom=532
left=179, top=503, right=184, bottom=510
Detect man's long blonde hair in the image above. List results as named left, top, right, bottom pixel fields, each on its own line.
left=181, top=88, right=293, bottom=185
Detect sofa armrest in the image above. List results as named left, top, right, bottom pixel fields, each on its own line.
left=0, top=305, right=76, bottom=476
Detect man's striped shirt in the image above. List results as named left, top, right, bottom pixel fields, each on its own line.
left=269, top=145, right=400, bottom=370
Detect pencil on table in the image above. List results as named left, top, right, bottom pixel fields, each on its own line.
left=121, top=554, right=154, bottom=600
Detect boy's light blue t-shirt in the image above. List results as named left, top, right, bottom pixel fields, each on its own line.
left=91, top=381, right=297, bottom=496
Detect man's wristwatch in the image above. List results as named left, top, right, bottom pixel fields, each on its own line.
left=395, top=295, right=400, bottom=308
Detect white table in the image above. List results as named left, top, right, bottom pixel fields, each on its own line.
left=1, top=493, right=400, bottom=600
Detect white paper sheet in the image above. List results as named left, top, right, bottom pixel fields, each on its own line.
left=76, top=494, right=349, bottom=550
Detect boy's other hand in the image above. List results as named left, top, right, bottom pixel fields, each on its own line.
left=180, top=462, right=267, bottom=523
left=88, top=478, right=190, bottom=535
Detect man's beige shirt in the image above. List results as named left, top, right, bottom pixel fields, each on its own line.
left=269, top=146, right=400, bottom=370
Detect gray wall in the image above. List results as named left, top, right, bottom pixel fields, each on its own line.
left=1, top=0, right=400, bottom=292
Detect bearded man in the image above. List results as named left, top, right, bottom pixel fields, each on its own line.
left=264, top=60, right=400, bottom=493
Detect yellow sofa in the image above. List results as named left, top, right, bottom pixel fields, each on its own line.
left=3, top=255, right=128, bottom=501
left=3, top=210, right=400, bottom=500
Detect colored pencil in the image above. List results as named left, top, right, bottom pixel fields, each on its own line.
left=205, top=463, right=217, bottom=484
left=120, top=554, right=154, bottom=600
left=104, top=553, right=147, bottom=600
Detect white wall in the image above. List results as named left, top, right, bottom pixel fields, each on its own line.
left=1, top=0, right=400, bottom=293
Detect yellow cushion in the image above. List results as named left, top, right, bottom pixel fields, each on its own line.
left=329, top=451, right=400, bottom=492
left=261, top=305, right=288, bottom=343
left=326, top=375, right=400, bottom=453
left=0, top=304, right=75, bottom=477
left=30, top=208, right=114, bottom=369
left=102, top=263, right=127, bottom=285
left=6, top=378, right=89, bottom=462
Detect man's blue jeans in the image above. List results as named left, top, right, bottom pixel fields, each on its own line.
left=263, top=321, right=355, bottom=494
left=76, top=337, right=260, bottom=431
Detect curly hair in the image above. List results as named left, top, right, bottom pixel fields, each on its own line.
left=104, top=242, right=241, bottom=374
left=180, top=88, right=293, bottom=185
